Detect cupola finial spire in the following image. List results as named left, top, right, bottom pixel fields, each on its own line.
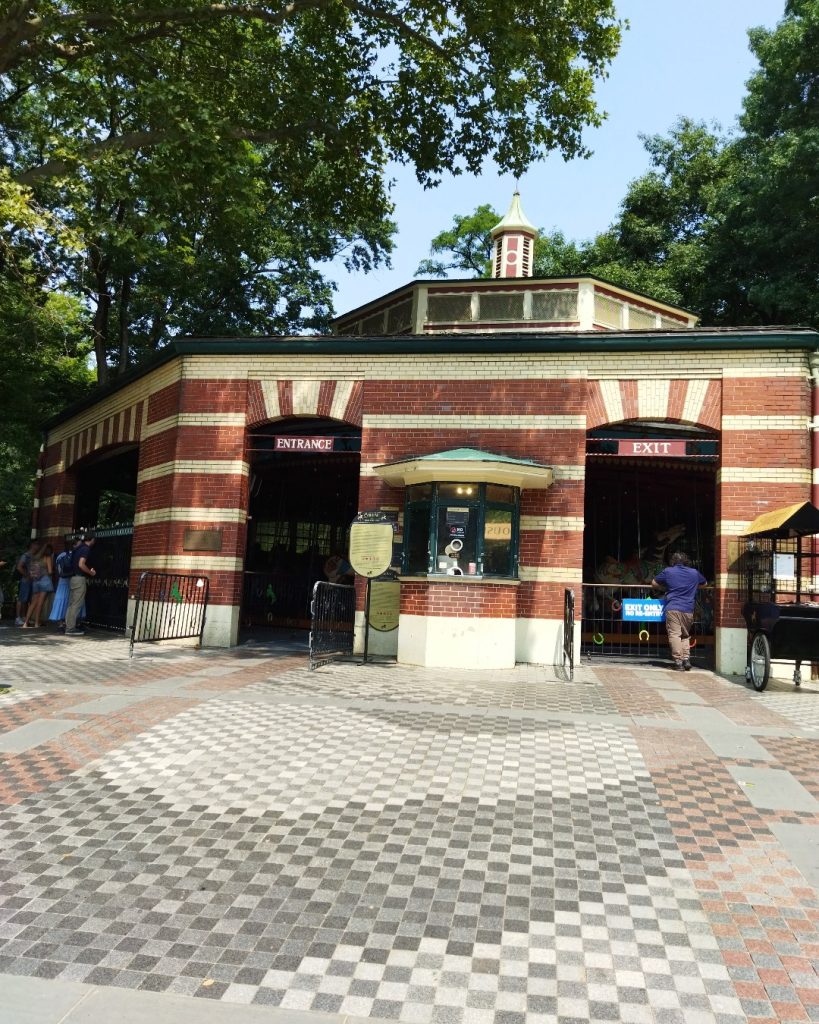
left=490, top=191, right=537, bottom=278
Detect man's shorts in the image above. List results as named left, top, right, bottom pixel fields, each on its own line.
left=18, top=579, right=32, bottom=603
left=32, top=577, right=54, bottom=595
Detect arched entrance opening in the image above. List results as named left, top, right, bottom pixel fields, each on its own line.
left=70, top=444, right=139, bottom=630
left=242, top=417, right=361, bottom=639
left=582, top=422, right=717, bottom=666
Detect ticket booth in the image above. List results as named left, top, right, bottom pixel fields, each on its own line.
left=375, top=448, right=555, bottom=668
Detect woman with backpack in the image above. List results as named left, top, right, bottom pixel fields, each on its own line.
left=49, top=540, right=80, bottom=628
left=22, top=542, right=54, bottom=629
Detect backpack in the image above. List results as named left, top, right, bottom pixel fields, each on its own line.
left=56, top=551, right=73, bottom=579
left=29, top=558, right=43, bottom=581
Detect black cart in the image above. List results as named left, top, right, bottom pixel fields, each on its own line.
left=741, top=501, right=819, bottom=691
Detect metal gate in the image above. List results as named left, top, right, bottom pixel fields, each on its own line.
left=563, top=588, right=575, bottom=680
left=581, top=584, right=715, bottom=667
left=130, top=571, right=210, bottom=656
left=309, top=581, right=356, bottom=670
left=67, top=525, right=132, bottom=631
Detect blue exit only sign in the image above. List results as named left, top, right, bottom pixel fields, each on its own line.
left=621, top=599, right=665, bottom=621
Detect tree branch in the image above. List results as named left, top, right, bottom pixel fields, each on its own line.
left=13, top=124, right=315, bottom=184
left=2, top=0, right=447, bottom=76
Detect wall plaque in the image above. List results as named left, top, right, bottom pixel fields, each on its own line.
left=183, top=529, right=223, bottom=552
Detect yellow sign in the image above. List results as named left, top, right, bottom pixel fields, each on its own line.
left=368, top=580, right=400, bottom=632
left=349, top=522, right=394, bottom=578
left=484, top=521, right=512, bottom=541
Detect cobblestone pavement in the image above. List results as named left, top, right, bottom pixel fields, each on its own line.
left=1, top=624, right=818, bottom=1024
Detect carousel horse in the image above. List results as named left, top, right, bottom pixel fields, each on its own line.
left=589, top=523, right=687, bottom=617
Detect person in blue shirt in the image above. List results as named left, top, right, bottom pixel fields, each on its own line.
left=651, top=552, right=707, bottom=671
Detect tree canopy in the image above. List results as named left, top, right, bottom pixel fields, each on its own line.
left=417, top=1, right=819, bottom=331
left=2, top=0, right=623, bottom=383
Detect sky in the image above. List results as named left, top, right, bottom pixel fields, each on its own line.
left=328, top=0, right=787, bottom=316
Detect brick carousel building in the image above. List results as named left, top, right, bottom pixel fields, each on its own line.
left=36, top=194, right=819, bottom=675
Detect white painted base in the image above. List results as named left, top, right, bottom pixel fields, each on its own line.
left=716, top=626, right=748, bottom=677
left=397, top=614, right=516, bottom=669
left=126, top=599, right=238, bottom=649
left=354, top=611, right=399, bottom=657
left=515, top=617, right=578, bottom=667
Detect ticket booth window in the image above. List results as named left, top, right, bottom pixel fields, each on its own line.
left=403, top=482, right=519, bottom=577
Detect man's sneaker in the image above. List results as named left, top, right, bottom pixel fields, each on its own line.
left=64, top=629, right=85, bottom=636
left=14, top=617, right=24, bottom=626
left=675, top=662, right=686, bottom=671
left=682, top=660, right=692, bottom=671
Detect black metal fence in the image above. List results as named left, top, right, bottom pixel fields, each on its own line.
left=563, top=588, right=575, bottom=680
left=309, top=580, right=356, bottom=670
left=129, top=571, right=210, bottom=657
left=67, top=525, right=133, bottom=631
left=581, top=583, right=715, bottom=667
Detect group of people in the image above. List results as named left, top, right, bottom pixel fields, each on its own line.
left=10, top=533, right=97, bottom=635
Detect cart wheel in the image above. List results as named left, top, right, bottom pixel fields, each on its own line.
left=749, top=632, right=771, bottom=692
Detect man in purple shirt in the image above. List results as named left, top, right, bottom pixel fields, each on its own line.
left=651, top=552, right=707, bottom=671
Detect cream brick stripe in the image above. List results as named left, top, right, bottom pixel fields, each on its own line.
left=717, top=520, right=752, bottom=536
left=519, top=567, right=583, bottom=583
left=520, top=516, right=585, bottom=531
left=718, top=468, right=811, bottom=484
left=131, top=555, right=243, bottom=572
left=722, top=415, right=808, bottom=430
left=137, top=459, right=249, bottom=483
left=330, top=381, right=356, bottom=422
left=814, top=468, right=819, bottom=486
left=599, top=380, right=624, bottom=424
left=363, top=414, right=586, bottom=429
left=292, top=379, right=322, bottom=416
left=142, top=412, right=246, bottom=439
left=681, top=379, right=709, bottom=425
left=41, top=493, right=75, bottom=507
left=44, top=463, right=65, bottom=477
left=50, top=361, right=181, bottom=442
left=134, top=507, right=247, bottom=526
left=637, top=379, right=670, bottom=420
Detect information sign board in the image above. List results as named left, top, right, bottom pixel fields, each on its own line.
left=368, top=580, right=400, bottom=632
left=349, top=515, right=394, bottom=578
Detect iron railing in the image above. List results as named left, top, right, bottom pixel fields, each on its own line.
left=130, top=571, right=209, bottom=657
left=563, top=588, right=575, bottom=680
left=309, top=580, right=356, bottom=670
left=581, top=584, right=715, bottom=667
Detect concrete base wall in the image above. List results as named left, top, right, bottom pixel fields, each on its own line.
left=716, top=626, right=747, bottom=677
left=397, top=614, right=516, bottom=669
left=515, top=617, right=579, bottom=667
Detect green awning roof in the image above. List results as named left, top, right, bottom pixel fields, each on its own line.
left=374, top=448, right=554, bottom=489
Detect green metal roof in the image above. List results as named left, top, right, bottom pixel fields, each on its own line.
left=392, top=447, right=547, bottom=468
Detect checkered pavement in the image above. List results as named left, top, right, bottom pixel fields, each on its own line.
left=1, top=630, right=818, bottom=1023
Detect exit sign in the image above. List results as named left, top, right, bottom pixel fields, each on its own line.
left=618, top=439, right=687, bottom=457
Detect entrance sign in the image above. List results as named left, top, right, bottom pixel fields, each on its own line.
left=622, top=599, right=665, bottom=621
left=618, top=440, right=687, bottom=457
left=274, top=435, right=335, bottom=452
left=349, top=515, right=394, bottom=578
left=368, top=579, right=400, bottom=631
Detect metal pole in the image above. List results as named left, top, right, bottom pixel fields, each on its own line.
left=362, top=577, right=372, bottom=664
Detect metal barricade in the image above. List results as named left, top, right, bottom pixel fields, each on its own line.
left=309, top=580, right=356, bottom=670
left=563, top=588, right=575, bottom=680
left=129, top=572, right=209, bottom=657
left=580, top=583, right=714, bottom=667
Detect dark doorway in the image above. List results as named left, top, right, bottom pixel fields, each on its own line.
left=242, top=418, right=361, bottom=636
left=582, top=423, right=717, bottom=665
left=70, top=446, right=138, bottom=631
